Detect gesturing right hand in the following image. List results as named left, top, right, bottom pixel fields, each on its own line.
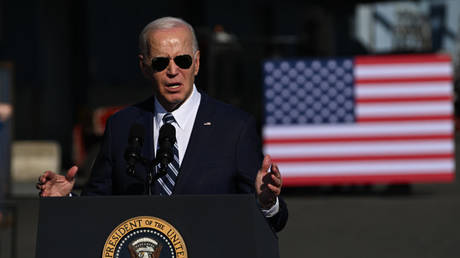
left=36, top=166, right=79, bottom=197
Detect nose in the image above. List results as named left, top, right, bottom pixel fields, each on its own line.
left=166, top=58, right=179, bottom=77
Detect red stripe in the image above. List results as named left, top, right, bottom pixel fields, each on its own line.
left=357, top=96, right=452, bottom=104
left=356, top=76, right=452, bottom=84
left=272, top=153, right=453, bottom=163
left=283, top=173, right=454, bottom=186
left=357, top=115, right=453, bottom=123
left=355, top=54, right=451, bottom=65
left=264, top=133, right=452, bottom=144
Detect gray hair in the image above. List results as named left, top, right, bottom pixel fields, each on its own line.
left=139, top=17, right=199, bottom=58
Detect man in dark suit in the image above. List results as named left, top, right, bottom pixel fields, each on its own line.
left=37, top=17, right=287, bottom=231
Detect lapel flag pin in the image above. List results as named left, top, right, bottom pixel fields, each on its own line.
left=203, top=122, right=212, bottom=126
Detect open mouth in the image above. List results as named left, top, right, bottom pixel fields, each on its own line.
left=165, top=82, right=182, bottom=89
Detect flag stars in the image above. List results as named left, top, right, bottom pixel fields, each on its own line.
left=313, top=116, right=323, bottom=123
left=298, top=88, right=307, bottom=98
left=266, top=116, right=276, bottom=125
left=312, top=60, right=321, bottom=70
left=289, top=82, right=298, bottom=91
left=280, top=61, right=290, bottom=71
left=288, top=69, right=298, bottom=78
left=289, top=95, right=298, bottom=104
left=273, top=96, right=283, bottom=105
left=298, top=116, right=307, bottom=123
left=295, top=61, right=306, bottom=70
left=327, top=60, right=337, bottom=69
left=296, top=75, right=306, bottom=84
left=264, top=76, right=274, bottom=86
left=282, top=102, right=291, bottom=112
left=320, top=68, right=329, bottom=77
left=328, top=88, right=338, bottom=97
left=328, top=74, right=337, bottom=83
left=335, top=67, right=345, bottom=76
left=281, top=75, right=290, bottom=85
left=281, top=89, right=290, bottom=98
left=273, top=69, right=282, bottom=78
left=297, top=102, right=307, bottom=110
left=264, top=62, right=275, bottom=72
left=273, top=82, right=283, bottom=92
left=344, top=74, right=353, bottom=83
left=264, top=58, right=356, bottom=125
left=304, top=68, right=313, bottom=77
left=266, top=103, right=275, bottom=112
left=312, top=75, right=321, bottom=84
left=265, top=89, right=275, bottom=99
left=343, top=60, right=353, bottom=69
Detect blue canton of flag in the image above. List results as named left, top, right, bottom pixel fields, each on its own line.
left=263, top=59, right=356, bottom=125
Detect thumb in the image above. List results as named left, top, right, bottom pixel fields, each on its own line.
left=260, top=155, right=272, bottom=174
left=65, top=166, right=79, bottom=181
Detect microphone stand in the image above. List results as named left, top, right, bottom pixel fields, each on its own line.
left=126, top=154, right=167, bottom=196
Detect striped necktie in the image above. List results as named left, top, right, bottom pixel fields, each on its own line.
left=157, top=113, right=179, bottom=195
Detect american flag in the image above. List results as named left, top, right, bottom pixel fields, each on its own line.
left=262, top=54, right=455, bottom=186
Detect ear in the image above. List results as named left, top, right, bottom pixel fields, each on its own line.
left=193, top=50, right=200, bottom=76
left=138, top=54, right=150, bottom=78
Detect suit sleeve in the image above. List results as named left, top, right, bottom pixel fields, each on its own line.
left=81, top=117, right=114, bottom=195
left=235, top=115, right=263, bottom=193
left=235, top=115, right=288, bottom=232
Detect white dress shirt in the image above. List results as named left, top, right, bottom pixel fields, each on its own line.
left=153, top=85, right=201, bottom=165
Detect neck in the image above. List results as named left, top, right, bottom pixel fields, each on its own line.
left=158, top=98, right=181, bottom=112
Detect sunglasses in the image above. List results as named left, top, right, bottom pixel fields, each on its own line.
left=151, top=54, right=193, bottom=72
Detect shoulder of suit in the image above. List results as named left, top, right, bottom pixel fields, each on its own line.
left=201, top=93, right=253, bottom=122
left=107, top=97, right=154, bottom=122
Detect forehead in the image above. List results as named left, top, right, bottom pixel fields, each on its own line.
left=146, top=26, right=193, bottom=56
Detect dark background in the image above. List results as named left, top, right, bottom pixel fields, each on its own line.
left=0, top=0, right=371, bottom=169
left=2, top=1, right=460, bottom=258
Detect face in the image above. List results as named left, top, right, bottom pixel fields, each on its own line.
left=140, top=26, right=200, bottom=112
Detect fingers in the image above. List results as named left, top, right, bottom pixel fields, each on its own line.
left=65, top=166, right=79, bottom=181
left=260, top=155, right=272, bottom=174
left=35, top=182, right=43, bottom=190
left=40, top=170, right=56, bottom=182
left=267, top=183, right=281, bottom=196
left=265, top=161, right=282, bottom=196
left=270, top=163, right=282, bottom=187
left=37, top=166, right=78, bottom=197
left=271, top=162, right=281, bottom=178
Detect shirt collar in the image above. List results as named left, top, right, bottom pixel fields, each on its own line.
left=154, top=84, right=200, bottom=129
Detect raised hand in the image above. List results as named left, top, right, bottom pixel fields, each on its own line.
left=37, top=166, right=78, bottom=197
left=255, top=155, right=282, bottom=209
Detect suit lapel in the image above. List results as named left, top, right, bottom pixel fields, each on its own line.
left=174, top=93, right=214, bottom=193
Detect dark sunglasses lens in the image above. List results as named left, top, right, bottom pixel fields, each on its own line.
left=151, top=57, right=170, bottom=71
left=174, top=55, right=193, bottom=69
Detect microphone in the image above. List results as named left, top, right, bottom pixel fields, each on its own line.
left=124, top=123, right=145, bottom=175
left=156, top=123, right=176, bottom=176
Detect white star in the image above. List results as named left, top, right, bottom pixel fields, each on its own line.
left=264, top=62, right=274, bottom=72
left=280, top=61, right=290, bottom=71
left=296, top=61, right=306, bottom=70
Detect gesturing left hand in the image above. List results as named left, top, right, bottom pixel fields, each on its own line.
left=255, top=155, right=282, bottom=209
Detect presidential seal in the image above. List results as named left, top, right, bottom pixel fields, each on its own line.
left=102, top=216, right=187, bottom=258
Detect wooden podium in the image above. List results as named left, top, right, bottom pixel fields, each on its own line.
left=35, top=194, right=279, bottom=258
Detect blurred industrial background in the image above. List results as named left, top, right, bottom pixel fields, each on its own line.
left=1, top=0, right=460, bottom=257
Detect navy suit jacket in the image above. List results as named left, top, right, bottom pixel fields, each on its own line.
left=82, top=93, right=288, bottom=232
